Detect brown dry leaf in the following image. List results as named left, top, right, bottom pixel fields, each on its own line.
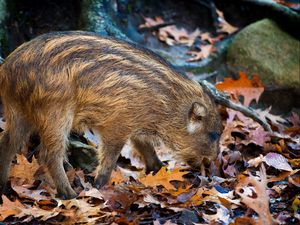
left=200, top=32, right=218, bottom=44
left=235, top=167, right=275, bottom=225
left=247, top=154, right=264, bottom=167
left=289, top=174, right=300, bottom=187
left=140, top=16, right=200, bottom=46
left=110, top=167, right=128, bottom=185
left=57, top=199, right=107, bottom=224
left=79, top=188, right=104, bottom=200
left=17, top=206, right=60, bottom=222
left=10, top=154, right=40, bottom=184
left=140, top=166, right=188, bottom=190
left=230, top=217, right=257, bottom=225
left=11, top=180, right=51, bottom=202
left=187, top=44, right=216, bottom=62
left=202, top=204, right=230, bottom=224
left=256, top=107, right=287, bottom=127
left=216, top=72, right=264, bottom=107
left=0, top=196, right=25, bottom=221
left=139, top=16, right=164, bottom=29
left=158, top=26, right=191, bottom=46
left=267, top=169, right=299, bottom=183
left=216, top=9, right=238, bottom=34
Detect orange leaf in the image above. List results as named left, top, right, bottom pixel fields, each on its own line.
left=140, top=167, right=188, bottom=190
left=0, top=196, right=25, bottom=221
left=215, top=72, right=264, bottom=106
left=110, top=168, right=128, bottom=185
left=10, top=155, right=40, bottom=184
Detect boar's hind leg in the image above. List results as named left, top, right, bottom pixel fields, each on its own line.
left=0, top=112, right=31, bottom=198
left=36, top=111, right=77, bottom=199
left=131, top=137, right=163, bottom=174
left=94, top=138, right=126, bottom=189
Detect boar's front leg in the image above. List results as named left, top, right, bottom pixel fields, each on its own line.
left=94, top=137, right=126, bottom=189
left=36, top=111, right=77, bottom=199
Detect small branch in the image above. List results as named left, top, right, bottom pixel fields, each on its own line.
left=199, top=80, right=273, bottom=132
left=138, top=22, right=175, bottom=32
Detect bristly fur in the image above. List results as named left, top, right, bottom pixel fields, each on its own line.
left=0, top=31, right=222, bottom=199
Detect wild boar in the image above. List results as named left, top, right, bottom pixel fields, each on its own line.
left=0, top=31, right=222, bottom=199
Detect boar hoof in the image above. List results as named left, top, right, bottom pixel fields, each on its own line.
left=94, top=174, right=110, bottom=189
left=56, top=189, right=77, bottom=200
left=145, top=161, right=163, bottom=174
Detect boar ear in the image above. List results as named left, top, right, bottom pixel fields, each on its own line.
left=189, top=102, right=207, bottom=120
left=187, top=102, right=207, bottom=134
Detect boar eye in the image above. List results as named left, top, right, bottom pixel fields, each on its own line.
left=208, top=131, right=220, bottom=142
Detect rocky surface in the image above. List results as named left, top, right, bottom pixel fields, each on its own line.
left=227, top=18, right=299, bottom=91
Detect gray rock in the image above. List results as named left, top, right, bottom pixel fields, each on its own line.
left=227, top=19, right=300, bottom=92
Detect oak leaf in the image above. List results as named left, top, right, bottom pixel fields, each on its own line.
left=10, top=155, right=40, bottom=184
left=0, top=196, right=24, bottom=221
left=236, top=166, right=275, bottom=225
left=11, top=180, right=51, bottom=202
left=140, top=167, right=188, bottom=190
left=187, top=44, right=216, bottom=62
left=216, top=72, right=264, bottom=107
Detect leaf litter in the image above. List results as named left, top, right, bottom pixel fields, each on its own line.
left=0, top=72, right=299, bottom=224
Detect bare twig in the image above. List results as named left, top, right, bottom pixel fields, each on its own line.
left=138, top=22, right=175, bottom=32
left=199, top=80, right=272, bottom=132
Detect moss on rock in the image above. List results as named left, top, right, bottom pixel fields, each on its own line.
left=227, top=19, right=300, bottom=91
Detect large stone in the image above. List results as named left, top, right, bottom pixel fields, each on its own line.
left=226, top=19, right=300, bottom=92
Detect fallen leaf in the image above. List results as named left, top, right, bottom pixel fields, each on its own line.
left=202, top=204, right=230, bottom=224
left=236, top=166, right=275, bottom=225
left=140, top=167, right=188, bottom=190
left=11, top=180, right=51, bottom=202
left=216, top=72, right=264, bottom=107
left=187, top=44, right=216, bottom=62
left=248, top=154, right=264, bottom=167
left=264, top=152, right=293, bottom=171
left=267, top=169, right=299, bottom=183
left=200, top=32, right=218, bottom=44
left=256, top=107, right=287, bottom=127
left=140, top=16, right=200, bottom=47
left=216, top=9, right=238, bottom=34
left=110, top=167, right=128, bottom=185
left=10, top=155, right=40, bottom=184
left=139, top=16, right=164, bottom=29
left=0, top=196, right=24, bottom=221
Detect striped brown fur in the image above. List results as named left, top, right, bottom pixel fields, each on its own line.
left=0, top=31, right=222, bottom=199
